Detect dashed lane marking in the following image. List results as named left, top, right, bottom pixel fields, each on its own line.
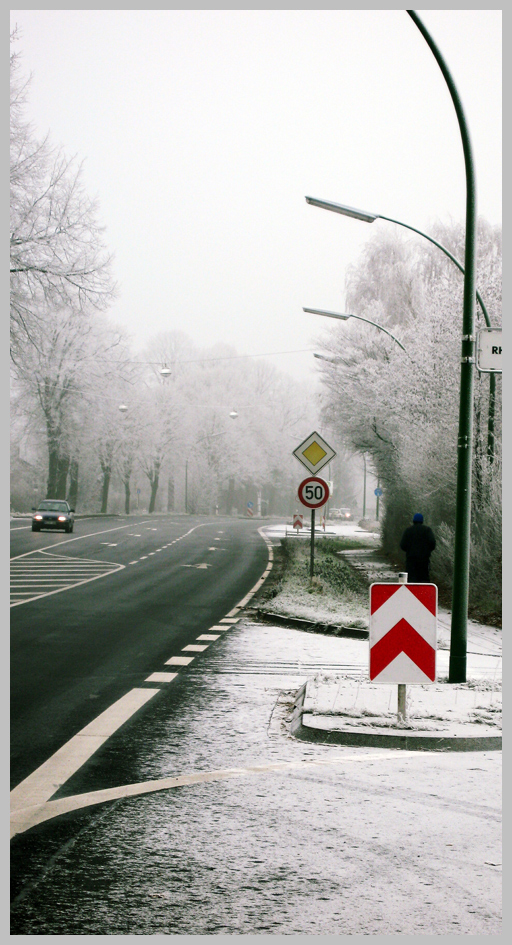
left=11, top=522, right=275, bottom=836
left=10, top=752, right=418, bottom=839
left=196, top=634, right=220, bottom=641
left=145, top=672, right=178, bottom=684
left=182, top=644, right=209, bottom=652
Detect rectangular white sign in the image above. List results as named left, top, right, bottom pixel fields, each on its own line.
left=477, top=329, right=502, bottom=373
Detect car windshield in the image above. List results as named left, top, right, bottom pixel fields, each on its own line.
left=37, top=501, right=69, bottom=512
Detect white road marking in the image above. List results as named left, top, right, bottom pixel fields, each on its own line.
left=220, top=618, right=239, bottom=624
left=209, top=625, right=230, bottom=631
left=196, top=634, right=220, bottom=641
left=165, top=656, right=194, bottom=665
left=11, top=752, right=418, bottom=838
left=10, top=552, right=125, bottom=607
left=182, top=644, right=208, bottom=652
left=145, top=672, right=178, bottom=683
left=11, top=521, right=275, bottom=838
left=10, top=688, right=160, bottom=814
left=11, top=521, right=155, bottom=560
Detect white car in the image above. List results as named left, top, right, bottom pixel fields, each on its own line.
left=331, top=507, right=353, bottom=521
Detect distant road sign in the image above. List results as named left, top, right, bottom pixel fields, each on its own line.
left=477, top=328, right=502, bottom=373
left=246, top=502, right=254, bottom=516
left=298, top=477, right=330, bottom=509
left=292, top=514, right=304, bottom=530
left=369, top=583, right=437, bottom=683
left=293, top=431, right=336, bottom=474
left=374, top=487, right=383, bottom=497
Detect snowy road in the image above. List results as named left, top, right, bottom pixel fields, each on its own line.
left=11, top=618, right=501, bottom=934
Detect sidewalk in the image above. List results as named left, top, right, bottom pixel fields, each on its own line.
left=288, top=602, right=501, bottom=751
left=263, top=523, right=502, bottom=752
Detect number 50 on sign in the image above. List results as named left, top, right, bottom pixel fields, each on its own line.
left=298, top=477, right=330, bottom=509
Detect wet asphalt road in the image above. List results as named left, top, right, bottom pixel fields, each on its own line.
left=10, top=519, right=501, bottom=934
left=10, top=515, right=268, bottom=787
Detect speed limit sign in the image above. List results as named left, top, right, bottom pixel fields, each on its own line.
left=298, top=476, right=330, bottom=509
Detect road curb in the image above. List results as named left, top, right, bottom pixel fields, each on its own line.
left=289, top=683, right=502, bottom=752
left=249, top=608, right=369, bottom=639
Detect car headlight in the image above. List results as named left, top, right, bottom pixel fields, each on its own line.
left=34, top=515, right=43, bottom=520
left=58, top=516, right=67, bottom=522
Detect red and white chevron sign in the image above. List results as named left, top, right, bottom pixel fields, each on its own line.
left=369, top=584, right=437, bottom=683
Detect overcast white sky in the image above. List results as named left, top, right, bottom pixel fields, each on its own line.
left=10, top=9, right=502, bottom=383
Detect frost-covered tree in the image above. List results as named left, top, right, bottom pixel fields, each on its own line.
left=10, top=37, right=115, bottom=362
left=318, top=221, right=501, bottom=616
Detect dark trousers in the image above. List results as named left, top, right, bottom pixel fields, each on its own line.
left=405, top=558, right=431, bottom=583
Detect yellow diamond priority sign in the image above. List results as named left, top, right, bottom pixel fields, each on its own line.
left=292, top=431, right=336, bottom=474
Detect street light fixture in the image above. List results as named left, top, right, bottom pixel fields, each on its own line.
left=304, top=307, right=407, bottom=353
left=305, top=10, right=482, bottom=682
left=305, top=196, right=495, bottom=463
left=118, top=404, right=128, bottom=414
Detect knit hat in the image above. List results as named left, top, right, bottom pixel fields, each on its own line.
left=413, top=513, right=424, bottom=523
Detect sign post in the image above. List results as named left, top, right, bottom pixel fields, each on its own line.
left=292, top=432, right=335, bottom=579
left=369, top=578, right=437, bottom=723
left=374, top=485, right=383, bottom=520
left=297, top=477, right=330, bottom=578
left=292, top=513, right=303, bottom=533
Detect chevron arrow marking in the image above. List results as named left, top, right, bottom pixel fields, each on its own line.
left=370, top=618, right=436, bottom=681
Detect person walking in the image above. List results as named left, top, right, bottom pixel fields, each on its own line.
left=399, top=513, right=436, bottom=583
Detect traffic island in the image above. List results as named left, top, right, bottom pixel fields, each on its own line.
left=289, top=677, right=502, bottom=751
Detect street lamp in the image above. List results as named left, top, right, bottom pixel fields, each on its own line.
left=304, top=307, right=407, bottom=353
left=305, top=195, right=496, bottom=462
left=306, top=10, right=481, bottom=682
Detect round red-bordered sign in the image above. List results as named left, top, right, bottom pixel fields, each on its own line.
left=298, top=476, right=330, bottom=509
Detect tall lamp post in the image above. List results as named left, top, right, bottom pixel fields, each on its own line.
left=306, top=10, right=479, bottom=682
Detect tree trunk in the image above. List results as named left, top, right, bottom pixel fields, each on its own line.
left=100, top=467, right=111, bottom=514
left=167, top=476, right=174, bottom=512
left=148, top=474, right=159, bottom=513
left=47, top=446, right=59, bottom=499
left=227, top=478, right=235, bottom=515
left=67, top=460, right=79, bottom=508
left=56, top=455, right=70, bottom=500
left=124, top=480, right=131, bottom=515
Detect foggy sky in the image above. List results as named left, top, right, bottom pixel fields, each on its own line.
left=10, top=9, right=502, bottom=383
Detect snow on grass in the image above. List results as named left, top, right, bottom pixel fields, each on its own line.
left=261, top=536, right=372, bottom=628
